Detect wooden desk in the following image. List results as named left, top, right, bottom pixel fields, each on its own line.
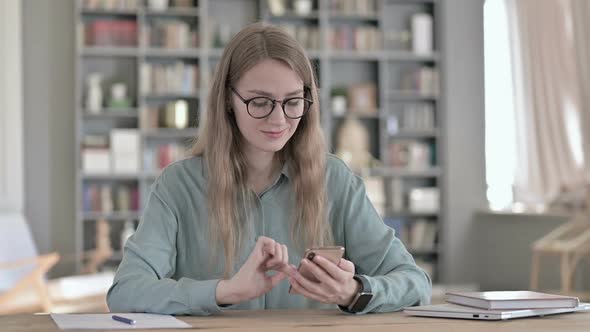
left=2, top=309, right=590, bottom=332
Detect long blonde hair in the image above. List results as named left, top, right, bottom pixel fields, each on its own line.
left=191, top=23, right=332, bottom=277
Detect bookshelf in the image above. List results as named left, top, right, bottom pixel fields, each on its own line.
left=74, top=0, right=444, bottom=282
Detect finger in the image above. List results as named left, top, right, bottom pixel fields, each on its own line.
left=301, top=258, right=336, bottom=285
left=312, top=256, right=350, bottom=282
left=292, top=262, right=328, bottom=296
left=282, top=244, right=289, bottom=267
left=265, top=242, right=283, bottom=269
left=337, top=258, right=356, bottom=273
left=288, top=277, right=329, bottom=303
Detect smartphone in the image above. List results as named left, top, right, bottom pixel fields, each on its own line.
left=297, top=246, right=345, bottom=282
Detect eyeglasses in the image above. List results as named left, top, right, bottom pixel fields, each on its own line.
left=230, top=86, right=313, bottom=119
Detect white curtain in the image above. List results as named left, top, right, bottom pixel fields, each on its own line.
left=506, top=0, right=588, bottom=205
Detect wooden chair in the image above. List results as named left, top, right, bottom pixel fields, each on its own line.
left=530, top=212, right=590, bottom=295
left=0, top=212, right=115, bottom=314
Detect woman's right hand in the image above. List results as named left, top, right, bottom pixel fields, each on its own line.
left=216, top=236, right=294, bottom=305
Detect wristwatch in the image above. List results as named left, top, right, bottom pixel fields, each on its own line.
left=340, top=275, right=373, bottom=313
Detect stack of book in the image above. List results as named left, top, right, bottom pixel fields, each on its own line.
left=445, top=291, right=580, bottom=311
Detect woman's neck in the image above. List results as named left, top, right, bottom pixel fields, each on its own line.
left=244, top=149, right=280, bottom=194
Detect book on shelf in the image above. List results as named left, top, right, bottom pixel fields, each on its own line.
left=141, top=62, right=199, bottom=95
left=399, top=67, right=440, bottom=97
left=110, top=129, right=141, bottom=174
left=387, top=104, right=435, bottom=134
left=408, top=187, right=439, bottom=213
left=83, top=183, right=139, bottom=213
left=142, top=100, right=192, bottom=130
left=82, top=0, right=139, bottom=10
left=348, top=83, right=378, bottom=115
left=84, top=19, right=137, bottom=47
left=144, top=20, right=198, bottom=49
left=82, top=134, right=111, bottom=174
left=363, top=176, right=385, bottom=216
left=388, top=139, right=432, bottom=170
left=446, top=291, right=580, bottom=310
left=330, top=0, right=376, bottom=16
left=409, top=219, right=437, bottom=251
left=143, top=143, right=188, bottom=173
left=329, top=25, right=381, bottom=52
left=277, top=25, right=320, bottom=50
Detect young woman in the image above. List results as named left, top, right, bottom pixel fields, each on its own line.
left=107, top=23, right=431, bottom=316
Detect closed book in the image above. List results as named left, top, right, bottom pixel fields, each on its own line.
left=446, top=291, right=580, bottom=310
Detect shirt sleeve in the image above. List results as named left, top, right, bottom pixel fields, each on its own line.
left=332, top=163, right=432, bottom=314
left=106, top=180, right=227, bottom=316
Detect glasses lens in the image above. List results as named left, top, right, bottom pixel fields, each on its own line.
left=284, top=98, right=310, bottom=118
left=248, top=97, right=274, bottom=118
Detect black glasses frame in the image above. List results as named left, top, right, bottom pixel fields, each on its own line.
left=230, top=86, right=313, bottom=119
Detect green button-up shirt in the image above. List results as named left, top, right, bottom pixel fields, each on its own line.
left=107, top=154, right=431, bottom=315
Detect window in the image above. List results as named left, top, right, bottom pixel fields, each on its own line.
left=484, top=0, right=516, bottom=210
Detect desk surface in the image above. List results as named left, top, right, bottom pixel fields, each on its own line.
left=2, top=309, right=590, bottom=332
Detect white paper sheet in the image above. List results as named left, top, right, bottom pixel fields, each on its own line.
left=50, top=313, right=191, bottom=330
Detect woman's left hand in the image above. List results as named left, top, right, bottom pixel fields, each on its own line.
left=288, top=256, right=360, bottom=307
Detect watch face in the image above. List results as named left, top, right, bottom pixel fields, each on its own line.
left=351, top=293, right=373, bottom=312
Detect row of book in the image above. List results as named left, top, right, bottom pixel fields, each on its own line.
left=384, top=218, right=437, bottom=251
left=82, top=0, right=139, bottom=10
left=329, top=0, right=376, bottom=16
left=83, top=183, right=139, bottom=213
left=143, top=143, right=189, bottom=173
left=364, top=177, right=440, bottom=214
left=397, top=67, right=440, bottom=97
left=84, top=19, right=138, bottom=47
left=140, top=62, right=199, bottom=95
left=390, top=181, right=440, bottom=214
left=279, top=25, right=320, bottom=50
left=143, top=20, right=199, bottom=49
left=82, top=130, right=141, bottom=174
left=83, top=0, right=197, bottom=10
left=141, top=100, right=194, bottom=130
left=388, top=139, right=435, bottom=170
left=386, top=104, right=436, bottom=134
left=329, top=26, right=381, bottom=52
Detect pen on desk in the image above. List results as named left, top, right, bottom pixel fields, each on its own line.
left=112, top=315, right=136, bottom=325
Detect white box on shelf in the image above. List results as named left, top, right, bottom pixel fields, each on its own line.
left=110, top=129, right=140, bottom=174
left=82, top=148, right=111, bottom=174
left=408, top=187, right=439, bottom=213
